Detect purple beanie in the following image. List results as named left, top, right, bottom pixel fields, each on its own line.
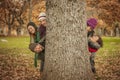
left=87, top=18, right=97, bottom=29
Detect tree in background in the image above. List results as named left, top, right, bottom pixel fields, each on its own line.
left=43, top=0, right=93, bottom=80
left=0, top=0, right=15, bottom=35
left=87, top=0, right=120, bottom=36
left=0, top=0, right=28, bottom=35
left=0, top=0, right=46, bottom=36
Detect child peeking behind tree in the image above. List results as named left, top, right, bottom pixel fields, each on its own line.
left=88, top=35, right=103, bottom=73
left=29, top=42, right=45, bottom=73
left=87, top=18, right=97, bottom=37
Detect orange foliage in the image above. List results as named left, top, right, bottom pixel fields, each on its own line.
left=87, top=0, right=120, bottom=26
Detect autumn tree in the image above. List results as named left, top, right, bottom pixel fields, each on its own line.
left=98, top=1, right=120, bottom=25
left=43, top=0, right=93, bottom=80
left=87, top=0, right=120, bottom=36
left=98, top=1, right=120, bottom=36
left=0, top=0, right=26, bottom=35
left=87, top=0, right=120, bottom=25
left=0, top=0, right=15, bottom=35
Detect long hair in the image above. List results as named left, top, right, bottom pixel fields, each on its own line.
left=27, top=22, right=38, bottom=35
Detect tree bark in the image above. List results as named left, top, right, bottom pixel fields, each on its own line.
left=8, top=24, right=11, bottom=36
left=43, top=0, right=93, bottom=80
left=28, top=0, right=32, bottom=22
left=115, top=27, right=119, bottom=37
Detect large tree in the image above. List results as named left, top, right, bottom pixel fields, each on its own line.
left=43, top=0, right=93, bottom=80
left=87, top=0, right=120, bottom=25
left=0, top=0, right=15, bottom=35
left=0, top=0, right=27, bottom=35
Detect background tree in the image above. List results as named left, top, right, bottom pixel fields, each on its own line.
left=0, top=0, right=27, bottom=35
left=43, top=0, right=93, bottom=80
left=0, top=0, right=46, bottom=36
left=0, top=0, right=15, bottom=35
left=87, top=0, right=120, bottom=36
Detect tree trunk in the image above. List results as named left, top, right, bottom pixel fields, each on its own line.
left=99, top=28, right=102, bottom=36
left=28, top=0, right=32, bottom=22
left=8, top=13, right=11, bottom=36
left=115, top=27, right=119, bottom=37
left=103, top=28, right=107, bottom=36
left=110, top=30, right=114, bottom=37
left=43, top=0, right=93, bottom=80
left=7, top=12, right=14, bottom=36
left=8, top=24, right=11, bottom=36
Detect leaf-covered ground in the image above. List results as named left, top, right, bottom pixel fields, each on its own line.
left=94, top=37, right=120, bottom=80
left=0, top=53, right=41, bottom=80
left=0, top=37, right=120, bottom=80
left=0, top=37, right=41, bottom=80
left=95, top=55, right=120, bottom=80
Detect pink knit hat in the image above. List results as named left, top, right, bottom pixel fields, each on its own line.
left=87, top=18, right=97, bottom=29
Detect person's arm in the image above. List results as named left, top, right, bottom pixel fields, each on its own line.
left=88, top=38, right=101, bottom=49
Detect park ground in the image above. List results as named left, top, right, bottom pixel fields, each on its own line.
left=0, top=37, right=120, bottom=80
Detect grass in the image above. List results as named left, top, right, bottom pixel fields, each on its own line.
left=0, top=36, right=32, bottom=55
left=0, top=36, right=41, bottom=80
left=0, top=36, right=29, bottom=48
left=97, top=37, right=120, bottom=58
left=94, top=37, right=120, bottom=80
left=0, top=36, right=120, bottom=80
left=0, top=36, right=120, bottom=56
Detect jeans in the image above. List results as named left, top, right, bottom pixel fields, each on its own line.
left=90, top=52, right=96, bottom=73
left=38, top=52, right=45, bottom=72
left=40, top=60, right=44, bottom=72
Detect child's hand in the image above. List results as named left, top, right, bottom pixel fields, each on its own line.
left=38, top=45, right=44, bottom=53
left=34, top=44, right=44, bottom=53
left=90, top=37, right=93, bottom=41
left=40, top=45, right=44, bottom=51
left=91, top=35, right=99, bottom=42
left=90, top=37, right=96, bottom=42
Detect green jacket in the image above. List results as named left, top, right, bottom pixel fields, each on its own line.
left=34, top=31, right=40, bottom=67
left=30, top=31, right=40, bottom=67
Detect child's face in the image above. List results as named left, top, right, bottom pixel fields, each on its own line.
left=28, top=26, right=35, bottom=34
left=87, top=26, right=91, bottom=32
left=40, top=19, right=47, bottom=26
left=34, top=44, right=43, bottom=53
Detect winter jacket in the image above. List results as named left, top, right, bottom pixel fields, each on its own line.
left=88, top=38, right=101, bottom=53
left=37, top=25, right=46, bottom=61
left=38, top=24, right=46, bottom=39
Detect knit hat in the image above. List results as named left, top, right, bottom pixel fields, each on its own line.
left=87, top=18, right=97, bottom=29
left=27, top=22, right=37, bottom=32
left=38, top=12, right=46, bottom=21
left=29, top=43, right=39, bottom=52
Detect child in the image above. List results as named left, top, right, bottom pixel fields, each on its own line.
left=87, top=18, right=97, bottom=37
left=38, top=12, right=46, bottom=39
left=27, top=12, right=46, bottom=72
left=27, top=12, right=47, bottom=42
left=29, top=42, right=45, bottom=73
left=37, top=12, right=46, bottom=72
left=27, top=22, right=41, bottom=68
left=88, top=35, right=103, bottom=73
left=86, top=18, right=103, bottom=73
left=27, top=22, right=39, bottom=43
